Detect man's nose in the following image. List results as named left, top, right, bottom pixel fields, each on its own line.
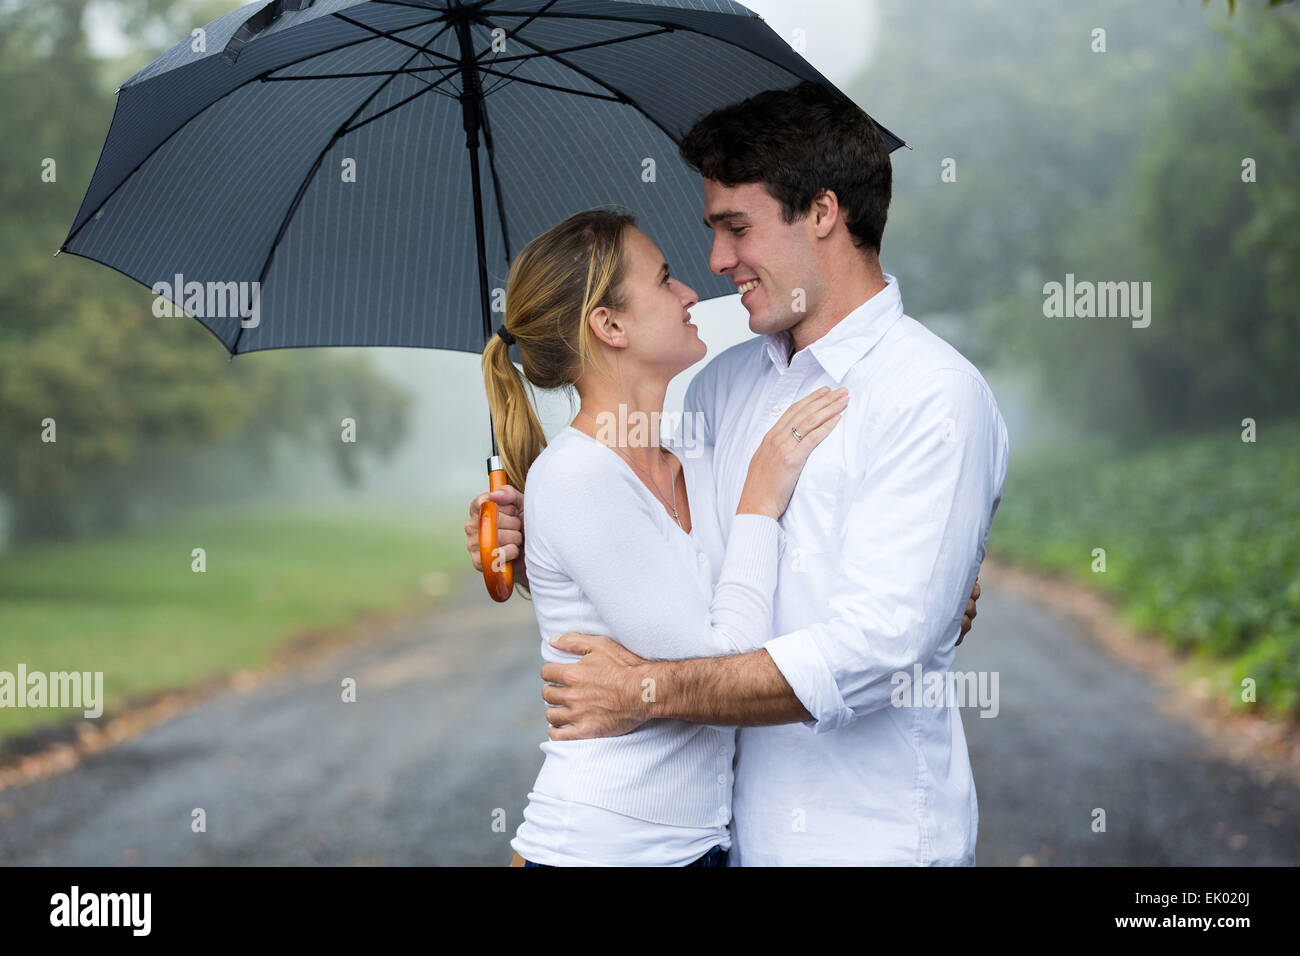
left=709, top=234, right=736, bottom=276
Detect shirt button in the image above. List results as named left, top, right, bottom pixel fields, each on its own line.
left=717, top=773, right=726, bottom=785
left=769, top=404, right=781, bottom=414
left=718, top=805, right=728, bottom=818
left=719, top=746, right=728, bottom=756
left=697, top=552, right=707, bottom=565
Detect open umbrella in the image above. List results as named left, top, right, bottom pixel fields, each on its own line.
left=58, top=0, right=905, bottom=601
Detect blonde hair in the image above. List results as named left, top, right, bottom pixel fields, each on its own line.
left=481, top=209, right=636, bottom=492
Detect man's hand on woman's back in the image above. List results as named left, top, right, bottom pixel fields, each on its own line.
left=958, top=577, right=980, bottom=645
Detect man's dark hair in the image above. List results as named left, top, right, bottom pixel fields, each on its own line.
left=679, top=81, right=892, bottom=255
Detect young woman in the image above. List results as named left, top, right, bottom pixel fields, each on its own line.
left=480, top=208, right=848, bottom=866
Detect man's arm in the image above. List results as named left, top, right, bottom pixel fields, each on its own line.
left=543, top=577, right=982, bottom=737
left=650, top=649, right=808, bottom=724
left=543, top=638, right=808, bottom=740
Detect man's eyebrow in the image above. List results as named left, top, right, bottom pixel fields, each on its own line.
left=702, top=210, right=745, bottom=229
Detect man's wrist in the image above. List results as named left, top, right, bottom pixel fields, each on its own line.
left=636, top=660, right=676, bottom=720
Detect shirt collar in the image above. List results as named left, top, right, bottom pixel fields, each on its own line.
left=761, top=273, right=905, bottom=382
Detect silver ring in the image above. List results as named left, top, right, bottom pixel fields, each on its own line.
left=791, top=426, right=804, bottom=442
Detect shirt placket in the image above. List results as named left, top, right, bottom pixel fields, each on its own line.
left=748, top=353, right=818, bottom=456
left=716, top=738, right=731, bottom=825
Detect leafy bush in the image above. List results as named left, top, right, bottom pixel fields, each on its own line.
left=990, top=422, right=1300, bottom=716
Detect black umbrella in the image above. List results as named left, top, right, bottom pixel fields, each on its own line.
left=59, top=0, right=904, bottom=601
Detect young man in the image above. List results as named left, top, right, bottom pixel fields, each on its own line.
left=467, top=83, right=1008, bottom=865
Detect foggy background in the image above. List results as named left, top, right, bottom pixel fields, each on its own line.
left=1, top=0, right=1297, bottom=867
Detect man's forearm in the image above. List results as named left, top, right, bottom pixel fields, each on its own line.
left=640, top=649, right=812, bottom=726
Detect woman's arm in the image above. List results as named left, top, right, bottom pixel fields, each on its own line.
left=528, top=452, right=780, bottom=661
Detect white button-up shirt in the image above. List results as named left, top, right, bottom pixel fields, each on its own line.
left=683, top=274, right=1009, bottom=865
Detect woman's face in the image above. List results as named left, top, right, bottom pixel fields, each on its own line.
left=604, top=226, right=705, bottom=377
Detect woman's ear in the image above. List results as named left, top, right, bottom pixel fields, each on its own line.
left=587, top=305, right=627, bottom=349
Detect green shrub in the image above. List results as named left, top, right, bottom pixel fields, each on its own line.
left=991, top=423, right=1300, bottom=716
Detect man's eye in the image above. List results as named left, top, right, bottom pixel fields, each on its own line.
left=729, top=227, right=747, bottom=236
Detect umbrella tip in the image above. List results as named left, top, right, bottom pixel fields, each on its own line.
left=52, top=246, right=62, bottom=257
left=113, top=87, right=120, bottom=95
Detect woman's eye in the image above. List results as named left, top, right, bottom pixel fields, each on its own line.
left=662, top=273, right=672, bottom=286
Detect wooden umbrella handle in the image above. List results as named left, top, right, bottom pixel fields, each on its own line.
left=479, top=460, right=514, bottom=602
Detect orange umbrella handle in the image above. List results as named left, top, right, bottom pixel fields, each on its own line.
left=479, top=457, right=514, bottom=602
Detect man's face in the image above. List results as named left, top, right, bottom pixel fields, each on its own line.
left=701, top=179, right=819, bottom=338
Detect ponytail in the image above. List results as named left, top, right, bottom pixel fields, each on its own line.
left=481, top=334, right=546, bottom=492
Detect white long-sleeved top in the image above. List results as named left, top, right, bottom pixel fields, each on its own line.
left=684, top=273, right=1009, bottom=865
left=511, top=425, right=784, bottom=863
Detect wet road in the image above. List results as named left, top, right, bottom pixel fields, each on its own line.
left=0, top=572, right=546, bottom=866
left=1, top=568, right=1296, bottom=865
left=960, top=575, right=1299, bottom=866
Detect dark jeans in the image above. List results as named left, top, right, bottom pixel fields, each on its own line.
left=523, top=844, right=729, bottom=867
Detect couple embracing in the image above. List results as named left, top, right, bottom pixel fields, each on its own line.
left=464, top=82, right=1009, bottom=866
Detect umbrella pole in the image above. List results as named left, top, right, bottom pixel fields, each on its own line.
left=456, top=8, right=514, bottom=603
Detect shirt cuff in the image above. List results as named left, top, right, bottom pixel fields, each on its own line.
left=719, top=512, right=785, bottom=588
left=764, top=628, right=857, bottom=734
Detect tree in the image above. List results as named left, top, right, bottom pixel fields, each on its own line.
left=0, top=0, right=412, bottom=541
left=858, top=0, right=1299, bottom=438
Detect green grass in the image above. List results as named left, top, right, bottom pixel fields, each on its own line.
left=0, top=503, right=469, bottom=740
left=989, top=422, right=1300, bottom=718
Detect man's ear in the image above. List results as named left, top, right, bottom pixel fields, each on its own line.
left=587, top=305, right=627, bottom=349
left=810, top=189, right=840, bottom=239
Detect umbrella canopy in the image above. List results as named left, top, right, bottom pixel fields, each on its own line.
left=58, top=0, right=904, bottom=357
left=60, top=0, right=906, bottom=602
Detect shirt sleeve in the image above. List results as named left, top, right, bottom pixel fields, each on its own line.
left=763, top=368, right=1010, bottom=733
left=528, top=449, right=783, bottom=660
